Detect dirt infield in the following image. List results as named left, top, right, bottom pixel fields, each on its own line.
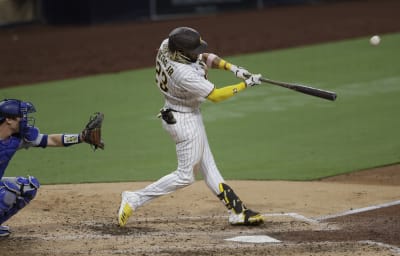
left=2, top=168, right=400, bottom=256
left=0, top=0, right=400, bottom=255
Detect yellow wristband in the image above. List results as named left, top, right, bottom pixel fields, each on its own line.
left=218, top=60, right=226, bottom=69
left=218, top=60, right=232, bottom=70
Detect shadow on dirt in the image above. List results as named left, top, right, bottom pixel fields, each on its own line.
left=83, top=222, right=158, bottom=236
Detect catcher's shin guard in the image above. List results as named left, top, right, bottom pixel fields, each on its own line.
left=0, top=176, right=40, bottom=225
left=217, top=183, right=264, bottom=226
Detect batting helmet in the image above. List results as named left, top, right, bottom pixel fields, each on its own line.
left=168, top=27, right=208, bottom=57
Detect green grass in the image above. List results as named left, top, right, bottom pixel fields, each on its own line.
left=2, top=33, right=400, bottom=184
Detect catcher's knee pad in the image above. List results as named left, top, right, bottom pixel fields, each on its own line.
left=16, top=176, right=40, bottom=205
left=217, top=183, right=246, bottom=214
left=0, top=181, right=18, bottom=212
left=0, top=176, right=40, bottom=224
left=0, top=176, right=40, bottom=208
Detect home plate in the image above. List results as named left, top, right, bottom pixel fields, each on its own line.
left=225, top=235, right=281, bottom=243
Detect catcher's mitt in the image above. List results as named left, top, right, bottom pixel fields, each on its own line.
left=81, top=112, right=104, bottom=150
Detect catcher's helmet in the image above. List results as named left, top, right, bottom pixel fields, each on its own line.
left=0, top=99, right=36, bottom=123
left=168, top=27, right=208, bottom=56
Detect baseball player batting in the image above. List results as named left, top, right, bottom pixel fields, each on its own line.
left=118, top=27, right=264, bottom=226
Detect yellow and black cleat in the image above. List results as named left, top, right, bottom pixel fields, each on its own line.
left=243, top=209, right=264, bottom=226
left=118, top=203, right=133, bottom=227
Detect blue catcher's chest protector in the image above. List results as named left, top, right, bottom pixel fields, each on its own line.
left=0, top=136, right=21, bottom=179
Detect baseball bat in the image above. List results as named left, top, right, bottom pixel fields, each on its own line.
left=259, top=76, right=337, bottom=101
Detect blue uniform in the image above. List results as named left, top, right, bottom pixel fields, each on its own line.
left=0, top=128, right=47, bottom=178
left=0, top=137, right=20, bottom=178
left=0, top=128, right=46, bottom=226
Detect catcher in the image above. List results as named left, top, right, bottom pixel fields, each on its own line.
left=0, top=99, right=104, bottom=237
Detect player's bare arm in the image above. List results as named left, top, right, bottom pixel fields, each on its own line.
left=202, top=53, right=262, bottom=103
left=201, top=53, right=251, bottom=79
left=45, top=134, right=64, bottom=146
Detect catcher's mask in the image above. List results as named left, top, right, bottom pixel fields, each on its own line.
left=0, top=99, right=36, bottom=136
left=168, top=27, right=208, bottom=62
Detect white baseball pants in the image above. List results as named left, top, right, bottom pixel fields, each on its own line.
left=124, top=109, right=225, bottom=210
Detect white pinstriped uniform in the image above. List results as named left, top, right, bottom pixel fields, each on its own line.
left=123, top=39, right=225, bottom=210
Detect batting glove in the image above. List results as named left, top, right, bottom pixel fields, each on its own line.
left=230, top=65, right=251, bottom=80
left=245, top=74, right=262, bottom=87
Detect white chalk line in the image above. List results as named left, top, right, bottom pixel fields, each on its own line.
left=314, top=199, right=400, bottom=221
left=359, top=240, right=400, bottom=255
left=266, top=212, right=320, bottom=224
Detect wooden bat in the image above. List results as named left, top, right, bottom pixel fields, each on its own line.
left=259, top=76, right=337, bottom=101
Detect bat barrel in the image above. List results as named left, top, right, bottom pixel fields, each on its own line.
left=260, top=77, right=337, bottom=101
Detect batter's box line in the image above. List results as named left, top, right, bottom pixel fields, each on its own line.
left=264, top=213, right=319, bottom=224
left=314, top=199, right=400, bottom=221
left=359, top=240, right=400, bottom=255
